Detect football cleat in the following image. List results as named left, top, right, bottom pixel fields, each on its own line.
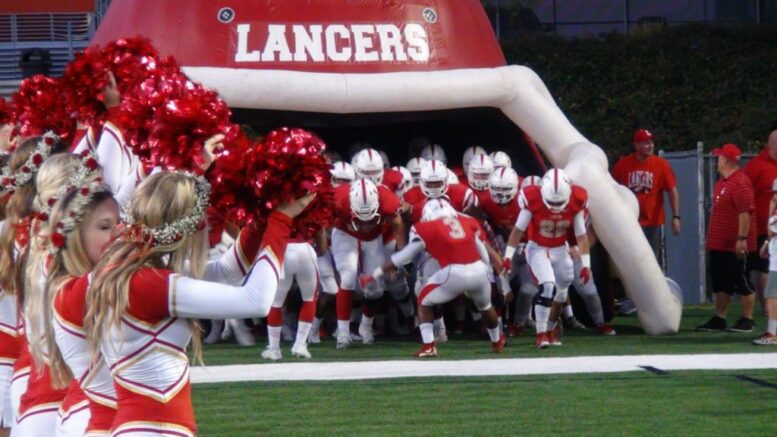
left=535, top=332, right=550, bottom=349
left=491, top=333, right=508, bottom=353
left=261, top=347, right=282, bottom=361
left=413, top=343, right=438, bottom=358
left=336, top=334, right=352, bottom=350
left=291, top=343, right=312, bottom=359
left=507, top=323, right=523, bottom=337
left=596, top=323, right=617, bottom=336
left=358, top=324, right=375, bottom=345
left=563, top=316, right=587, bottom=330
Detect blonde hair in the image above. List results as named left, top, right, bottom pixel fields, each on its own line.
left=26, top=153, right=80, bottom=368
left=0, top=138, right=40, bottom=295
left=86, top=172, right=206, bottom=364
left=44, top=187, right=115, bottom=388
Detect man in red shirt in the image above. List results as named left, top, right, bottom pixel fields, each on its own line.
left=697, top=143, right=757, bottom=332
left=611, top=129, right=681, bottom=269
left=742, top=130, right=777, bottom=314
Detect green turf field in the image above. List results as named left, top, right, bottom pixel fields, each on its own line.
left=193, top=369, right=777, bottom=435
left=201, top=305, right=772, bottom=365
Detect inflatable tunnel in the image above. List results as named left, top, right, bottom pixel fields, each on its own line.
left=93, top=0, right=681, bottom=334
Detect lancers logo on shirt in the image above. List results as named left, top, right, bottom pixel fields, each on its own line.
left=627, top=170, right=654, bottom=194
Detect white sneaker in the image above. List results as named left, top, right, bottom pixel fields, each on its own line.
left=336, top=334, right=352, bottom=349
left=261, top=347, right=282, bottom=361
left=291, top=343, right=312, bottom=359
left=359, top=324, right=375, bottom=345
left=230, top=320, right=255, bottom=347
left=435, top=327, right=449, bottom=343
left=308, top=329, right=321, bottom=344
left=204, top=320, right=224, bottom=345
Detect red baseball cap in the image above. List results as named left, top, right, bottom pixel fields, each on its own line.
left=712, top=143, right=742, bottom=161
left=633, top=129, right=654, bottom=143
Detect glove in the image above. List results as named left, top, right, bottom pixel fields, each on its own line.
left=502, top=258, right=512, bottom=274
left=579, top=267, right=591, bottom=285
left=358, top=273, right=376, bottom=289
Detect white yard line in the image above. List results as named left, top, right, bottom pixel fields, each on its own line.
left=191, top=353, right=777, bottom=384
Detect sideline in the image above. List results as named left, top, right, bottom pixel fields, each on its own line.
left=191, top=353, right=777, bottom=384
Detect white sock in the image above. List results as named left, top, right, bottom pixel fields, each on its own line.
left=548, top=320, right=557, bottom=332
left=420, top=323, right=435, bottom=344
left=433, top=316, right=445, bottom=330
left=310, top=317, right=322, bottom=334
left=337, top=320, right=350, bottom=338
left=267, top=326, right=281, bottom=350
left=361, top=315, right=374, bottom=329
left=562, top=304, right=574, bottom=319
left=295, top=321, right=312, bottom=346
left=487, top=326, right=501, bottom=342
left=768, top=319, right=777, bottom=335
left=534, top=305, right=550, bottom=334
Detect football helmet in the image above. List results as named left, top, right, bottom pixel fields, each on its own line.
left=520, top=175, right=542, bottom=188
left=421, top=144, right=447, bottom=164
left=467, top=153, right=494, bottom=191
left=490, top=151, right=512, bottom=169
left=540, top=168, right=572, bottom=213
left=406, top=157, right=426, bottom=186
left=421, top=198, right=458, bottom=222
left=351, top=148, right=384, bottom=184
left=462, top=146, right=486, bottom=175
left=391, top=165, right=412, bottom=195
left=330, top=161, right=356, bottom=187
left=349, top=179, right=380, bottom=222
left=420, top=159, right=448, bottom=198
left=446, top=169, right=459, bottom=184
left=488, top=167, right=519, bottom=204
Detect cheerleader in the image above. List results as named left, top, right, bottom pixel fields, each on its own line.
left=85, top=171, right=312, bottom=436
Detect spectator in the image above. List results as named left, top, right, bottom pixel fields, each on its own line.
left=611, top=129, right=681, bottom=268
left=697, top=143, right=757, bottom=332
left=742, top=129, right=777, bottom=315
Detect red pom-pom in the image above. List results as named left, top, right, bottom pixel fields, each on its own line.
left=10, top=75, right=75, bottom=141
left=210, top=127, right=334, bottom=239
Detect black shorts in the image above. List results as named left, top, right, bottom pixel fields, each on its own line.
left=751, top=235, right=770, bottom=273
left=709, top=250, right=754, bottom=296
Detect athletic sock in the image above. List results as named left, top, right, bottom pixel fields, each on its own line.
left=487, top=326, right=501, bottom=342
left=295, top=321, right=312, bottom=346
left=420, top=323, right=435, bottom=344
left=267, top=326, right=281, bottom=350
left=562, top=304, right=574, bottom=319
left=534, top=305, right=550, bottom=334
left=768, top=319, right=777, bottom=335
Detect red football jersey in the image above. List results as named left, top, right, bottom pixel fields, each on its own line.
left=408, top=184, right=476, bottom=223
left=334, top=182, right=401, bottom=241
left=382, top=168, right=404, bottom=193
left=403, top=185, right=425, bottom=206
left=521, top=185, right=588, bottom=247
left=412, top=214, right=483, bottom=267
left=472, top=188, right=491, bottom=208
left=480, top=195, right=521, bottom=239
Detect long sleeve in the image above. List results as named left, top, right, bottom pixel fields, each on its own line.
left=95, top=110, right=135, bottom=194
left=202, top=222, right=263, bottom=285
left=390, top=227, right=426, bottom=267
left=475, top=237, right=489, bottom=264
left=168, top=212, right=293, bottom=319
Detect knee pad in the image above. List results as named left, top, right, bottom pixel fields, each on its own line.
left=535, top=282, right=555, bottom=307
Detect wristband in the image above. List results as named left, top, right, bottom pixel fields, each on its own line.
left=505, top=246, right=516, bottom=260
left=372, top=266, right=384, bottom=281
left=581, top=254, right=591, bottom=268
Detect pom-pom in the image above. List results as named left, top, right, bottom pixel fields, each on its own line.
left=210, top=127, right=334, bottom=239
left=10, top=75, right=75, bottom=140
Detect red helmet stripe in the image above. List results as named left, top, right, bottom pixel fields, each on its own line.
left=554, top=169, right=558, bottom=193
left=368, top=149, right=373, bottom=161
left=361, top=179, right=367, bottom=202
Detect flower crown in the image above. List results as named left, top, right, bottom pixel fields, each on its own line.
left=48, top=178, right=111, bottom=255
left=38, top=151, right=101, bottom=221
left=122, top=171, right=210, bottom=246
left=0, top=131, right=57, bottom=198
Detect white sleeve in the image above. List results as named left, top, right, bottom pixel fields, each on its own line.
left=71, top=129, right=92, bottom=155
left=390, top=227, right=426, bottom=267
left=514, top=208, right=532, bottom=232
left=95, top=121, right=133, bottom=194
left=169, top=245, right=282, bottom=319
left=573, top=210, right=587, bottom=237
left=475, top=237, right=489, bottom=264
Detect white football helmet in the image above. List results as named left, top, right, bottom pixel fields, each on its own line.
left=349, top=179, right=380, bottom=222
left=406, top=157, right=426, bottom=186
left=488, top=167, right=519, bottom=204
left=421, top=144, right=447, bottom=164
left=520, top=175, right=542, bottom=188
left=351, top=148, right=384, bottom=184
left=462, top=146, right=486, bottom=175
left=421, top=198, right=458, bottom=222
left=391, top=165, right=412, bottom=196
left=420, top=159, right=448, bottom=198
left=490, top=151, right=512, bottom=169
left=446, top=169, right=459, bottom=184
left=330, top=161, right=356, bottom=187
left=540, top=168, right=572, bottom=213
left=467, top=153, right=494, bottom=191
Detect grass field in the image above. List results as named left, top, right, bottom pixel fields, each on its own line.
left=191, top=304, right=776, bottom=435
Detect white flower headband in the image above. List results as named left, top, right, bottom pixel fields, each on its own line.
left=122, top=171, right=210, bottom=246
left=39, top=151, right=101, bottom=221
left=0, top=131, right=57, bottom=198
left=48, top=178, right=111, bottom=255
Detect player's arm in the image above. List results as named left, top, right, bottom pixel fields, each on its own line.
left=504, top=208, right=531, bottom=262
left=390, top=213, right=407, bottom=249
left=574, top=210, right=593, bottom=284
left=361, top=228, right=424, bottom=288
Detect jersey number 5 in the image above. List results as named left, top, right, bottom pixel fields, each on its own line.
left=443, top=217, right=466, bottom=240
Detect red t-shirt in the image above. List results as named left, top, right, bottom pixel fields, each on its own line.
left=611, top=153, right=677, bottom=227
left=707, top=170, right=757, bottom=252
left=334, top=183, right=401, bottom=241
left=742, top=149, right=777, bottom=236
left=521, top=185, right=587, bottom=248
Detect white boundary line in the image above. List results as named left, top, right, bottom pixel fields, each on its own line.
left=191, top=353, right=777, bottom=384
